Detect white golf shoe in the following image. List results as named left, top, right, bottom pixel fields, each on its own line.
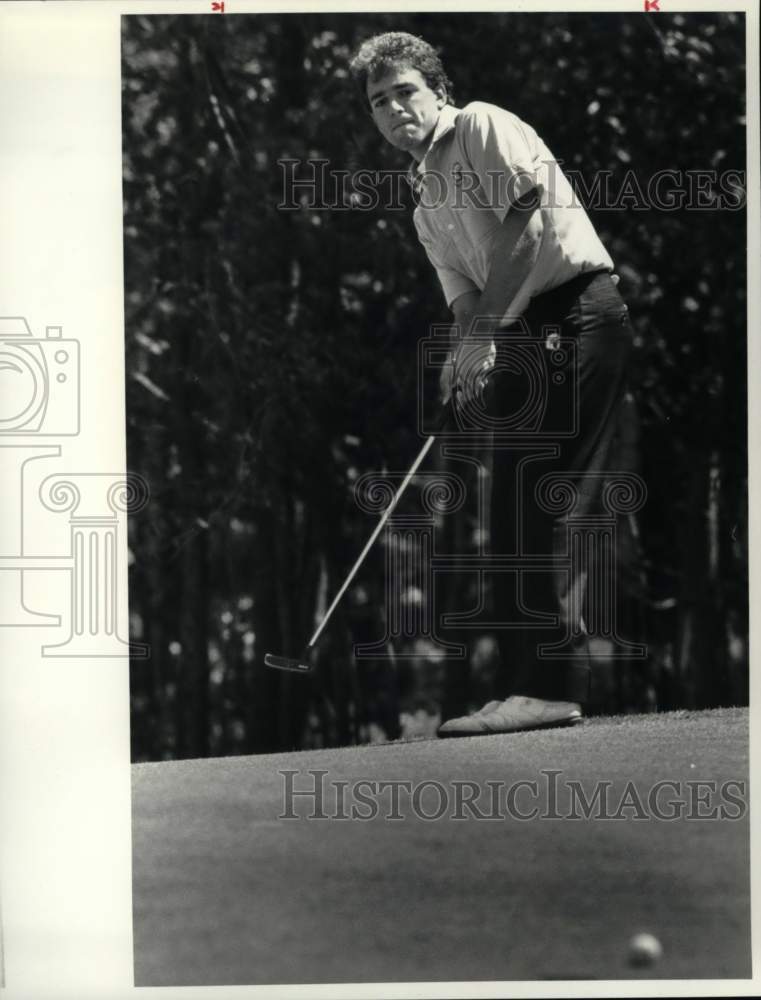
left=437, top=695, right=583, bottom=737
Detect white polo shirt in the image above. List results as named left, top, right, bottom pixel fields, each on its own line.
left=410, top=102, right=614, bottom=320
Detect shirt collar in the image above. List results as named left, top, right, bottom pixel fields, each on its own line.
left=408, top=104, right=460, bottom=184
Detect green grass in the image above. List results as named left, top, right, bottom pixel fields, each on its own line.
left=132, top=708, right=750, bottom=986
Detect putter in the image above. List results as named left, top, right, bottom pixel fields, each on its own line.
left=265, top=399, right=455, bottom=673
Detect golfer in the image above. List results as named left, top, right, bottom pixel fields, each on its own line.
left=349, top=32, right=633, bottom=735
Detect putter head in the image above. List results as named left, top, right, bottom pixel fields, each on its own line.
left=264, top=652, right=313, bottom=673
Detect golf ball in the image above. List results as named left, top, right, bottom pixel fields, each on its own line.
left=628, top=932, right=663, bottom=967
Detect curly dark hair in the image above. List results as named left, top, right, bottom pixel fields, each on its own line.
left=349, top=32, right=454, bottom=105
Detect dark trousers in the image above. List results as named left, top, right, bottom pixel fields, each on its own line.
left=489, top=270, right=633, bottom=706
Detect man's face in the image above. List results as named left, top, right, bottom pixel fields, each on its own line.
left=367, top=66, right=446, bottom=161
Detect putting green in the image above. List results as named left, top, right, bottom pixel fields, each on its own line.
left=132, top=708, right=750, bottom=986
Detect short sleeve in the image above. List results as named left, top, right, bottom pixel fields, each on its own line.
left=456, top=102, right=539, bottom=223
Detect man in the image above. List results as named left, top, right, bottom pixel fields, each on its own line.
left=349, top=32, right=634, bottom=735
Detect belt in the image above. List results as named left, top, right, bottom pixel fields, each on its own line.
left=527, top=268, right=612, bottom=314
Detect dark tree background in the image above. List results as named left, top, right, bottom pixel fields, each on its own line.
left=122, top=11, right=747, bottom=761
